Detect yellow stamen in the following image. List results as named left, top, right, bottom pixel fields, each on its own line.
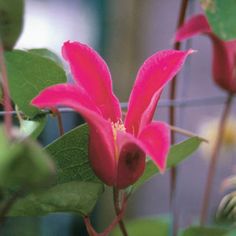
left=111, top=120, right=126, bottom=160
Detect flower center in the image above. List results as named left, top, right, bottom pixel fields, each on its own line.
left=111, top=120, right=126, bottom=161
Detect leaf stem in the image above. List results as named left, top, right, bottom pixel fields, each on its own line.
left=113, top=187, right=128, bottom=236
left=0, top=40, right=13, bottom=139
left=200, top=93, right=234, bottom=225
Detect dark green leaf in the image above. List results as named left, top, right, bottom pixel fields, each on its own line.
left=0, top=138, right=55, bottom=188
left=5, top=50, right=67, bottom=117
left=180, top=226, right=228, bottom=236
left=8, top=181, right=103, bottom=216
left=19, top=115, right=47, bottom=139
left=112, top=217, right=170, bottom=236
left=45, top=124, right=101, bottom=184
left=0, top=0, right=24, bottom=50
left=132, top=137, right=202, bottom=191
left=200, top=0, right=236, bottom=40
left=28, top=48, right=63, bottom=66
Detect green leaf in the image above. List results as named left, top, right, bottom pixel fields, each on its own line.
left=112, top=217, right=170, bottom=236
left=0, top=138, right=55, bottom=188
left=19, top=115, right=47, bottom=139
left=0, top=0, right=24, bottom=50
left=200, top=0, right=236, bottom=40
left=28, top=48, right=63, bottom=66
left=45, top=124, right=101, bottom=184
left=132, top=137, right=202, bottom=191
left=180, top=226, right=228, bottom=236
left=8, top=181, right=103, bottom=216
left=5, top=50, right=67, bottom=118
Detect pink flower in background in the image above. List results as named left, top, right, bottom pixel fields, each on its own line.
left=32, top=41, right=192, bottom=189
left=175, top=14, right=236, bottom=93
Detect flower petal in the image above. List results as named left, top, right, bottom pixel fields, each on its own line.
left=175, top=14, right=236, bottom=93
left=175, top=14, right=211, bottom=42
left=62, top=41, right=122, bottom=122
left=32, top=84, right=117, bottom=186
left=116, top=131, right=146, bottom=189
left=138, top=122, right=170, bottom=173
left=125, top=49, right=193, bottom=136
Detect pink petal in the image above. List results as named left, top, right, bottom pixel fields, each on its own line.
left=175, top=14, right=211, bottom=42
left=115, top=131, right=146, bottom=189
left=125, top=49, right=193, bottom=136
left=175, top=14, right=236, bottom=93
left=138, top=122, right=170, bottom=173
left=62, top=41, right=121, bottom=122
left=32, top=84, right=117, bottom=186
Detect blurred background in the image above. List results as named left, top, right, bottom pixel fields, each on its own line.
left=2, top=0, right=236, bottom=235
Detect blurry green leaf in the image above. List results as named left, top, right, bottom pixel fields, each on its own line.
left=45, top=124, right=101, bottom=184
left=132, top=137, right=202, bottom=191
left=5, top=50, right=67, bottom=118
left=8, top=181, right=103, bottom=216
left=200, top=0, right=236, bottom=40
left=0, top=217, right=40, bottom=236
left=112, top=217, right=170, bottom=236
left=226, top=229, right=236, bottom=236
left=28, top=48, right=63, bottom=66
left=0, top=138, right=55, bottom=188
left=0, top=0, right=24, bottom=50
left=180, top=226, right=228, bottom=236
left=19, top=115, right=47, bottom=139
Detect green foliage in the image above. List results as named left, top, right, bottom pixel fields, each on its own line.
left=4, top=50, right=67, bottom=118
left=200, top=0, right=236, bottom=40
left=0, top=0, right=24, bottom=50
left=45, top=124, right=101, bottom=184
left=8, top=181, right=103, bottom=216
left=180, top=226, right=228, bottom=236
left=28, top=48, right=63, bottom=66
left=0, top=130, right=55, bottom=188
left=112, top=217, right=170, bottom=236
left=132, top=137, right=202, bottom=191
left=19, top=115, right=47, bottom=139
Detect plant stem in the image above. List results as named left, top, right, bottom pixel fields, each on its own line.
left=200, top=93, right=234, bottom=225
left=169, top=0, right=189, bottom=235
left=113, top=187, right=128, bottom=236
left=169, top=0, right=189, bottom=205
left=84, top=197, right=127, bottom=236
left=0, top=40, right=13, bottom=139
left=51, top=108, right=64, bottom=136
left=0, top=187, right=25, bottom=226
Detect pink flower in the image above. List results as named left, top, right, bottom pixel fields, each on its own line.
left=32, top=41, right=192, bottom=189
left=175, top=14, right=236, bottom=93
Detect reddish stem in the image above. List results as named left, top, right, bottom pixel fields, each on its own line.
left=200, top=93, right=234, bottom=225
left=169, top=1, right=189, bottom=235
left=51, top=108, right=64, bottom=136
left=113, top=188, right=128, bottom=236
left=84, top=197, right=127, bottom=236
left=0, top=40, right=13, bottom=139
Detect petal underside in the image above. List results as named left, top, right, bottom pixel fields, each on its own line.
left=175, top=14, right=211, bottom=42
left=62, top=41, right=122, bottom=122
left=32, top=84, right=117, bottom=186
left=116, top=131, right=146, bottom=189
